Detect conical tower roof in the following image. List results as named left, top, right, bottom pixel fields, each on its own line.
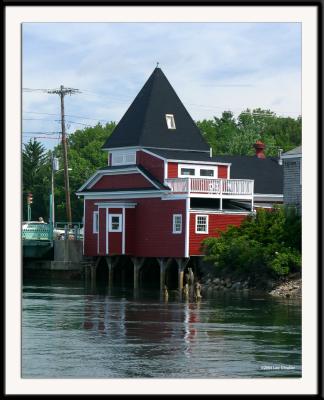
left=102, top=67, right=210, bottom=152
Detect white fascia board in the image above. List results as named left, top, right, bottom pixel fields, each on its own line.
left=190, top=209, right=251, bottom=215
left=188, top=193, right=253, bottom=200
left=102, top=146, right=140, bottom=152
left=95, top=202, right=137, bottom=208
left=77, top=191, right=167, bottom=200
left=254, top=193, right=283, bottom=198
left=171, top=159, right=231, bottom=166
left=161, top=194, right=189, bottom=201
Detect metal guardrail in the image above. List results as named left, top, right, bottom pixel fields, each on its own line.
left=22, top=222, right=83, bottom=241
left=22, top=225, right=52, bottom=241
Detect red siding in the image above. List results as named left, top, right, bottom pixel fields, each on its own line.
left=134, top=198, right=186, bottom=257
left=125, top=208, right=136, bottom=254
left=83, top=197, right=186, bottom=258
left=168, top=162, right=178, bottom=178
left=98, top=208, right=106, bottom=255
left=137, top=151, right=165, bottom=182
left=189, top=213, right=247, bottom=255
left=218, top=166, right=228, bottom=179
left=84, top=199, right=99, bottom=256
left=91, top=173, right=153, bottom=190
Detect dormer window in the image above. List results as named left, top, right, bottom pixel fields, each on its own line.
left=166, top=114, right=176, bottom=129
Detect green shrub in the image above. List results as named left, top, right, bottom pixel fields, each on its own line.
left=202, top=206, right=301, bottom=280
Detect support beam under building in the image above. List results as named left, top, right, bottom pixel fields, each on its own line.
left=157, top=258, right=173, bottom=291
left=131, top=257, right=145, bottom=289
left=175, top=257, right=190, bottom=293
left=105, top=256, right=120, bottom=288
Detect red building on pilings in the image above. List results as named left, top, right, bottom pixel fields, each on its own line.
left=77, top=67, right=283, bottom=291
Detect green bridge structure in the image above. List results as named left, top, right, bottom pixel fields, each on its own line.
left=22, top=222, right=83, bottom=259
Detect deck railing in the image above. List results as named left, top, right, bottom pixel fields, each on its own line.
left=165, top=178, right=254, bottom=196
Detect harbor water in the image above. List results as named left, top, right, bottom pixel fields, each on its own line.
left=22, top=277, right=301, bottom=378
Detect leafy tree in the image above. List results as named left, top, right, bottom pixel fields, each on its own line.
left=52, top=122, right=115, bottom=222
left=196, top=109, right=301, bottom=157
left=22, top=139, right=51, bottom=221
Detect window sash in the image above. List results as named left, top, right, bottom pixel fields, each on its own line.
left=109, top=214, right=122, bottom=232
left=181, top=168, right=195, bottom=176
left=166, top=114, right=176, bottom=129
left=195, top=215, right=208, bottom=234
left=93, top=211, right=99, bottom=233
left=173, top=214, right=182, bottom=234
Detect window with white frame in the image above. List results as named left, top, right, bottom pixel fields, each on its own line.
left=109, top=214, right=122, bottom=232
left=200, top=169, right=214, bottom=177
left=111, top=150, right=136, bottom=166
left=180, top=167, right=195, bottom=176
left=173, top=214, right=182, bottom=234
left=93, top=211, right=99, bottom=233
left=166, top=114, right=176, bottom=129
left=195, top=215, right=208, bottom=234
left=178, top=164, right=218, bottom=178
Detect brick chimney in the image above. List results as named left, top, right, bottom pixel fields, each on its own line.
left=253, top=140, right=266, bottom=159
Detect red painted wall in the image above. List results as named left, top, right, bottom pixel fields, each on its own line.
left=137, top=151, right=165, bottom=182
left=125, top=208, right=136, bottom=254
left=91, top=173, right=153, bottom=190
left=84, top=199, right=99, bottom=256
left=133, top=198, right=186, bottom=257
left=189, top=213, right=247, bottom=255
left=83, top=197, right=186, bottom=258
left=218, top=166, right=228, bottom=179
left=168, top=162, right=178, bottom=178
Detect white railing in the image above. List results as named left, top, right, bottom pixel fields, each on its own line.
left=165, top=178, right=254, bottom=196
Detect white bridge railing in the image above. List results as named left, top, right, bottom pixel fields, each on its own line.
left=165, top=178, right=254, bottom=196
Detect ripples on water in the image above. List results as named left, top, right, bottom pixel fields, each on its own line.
left=22, top=279, right=301, bottom=378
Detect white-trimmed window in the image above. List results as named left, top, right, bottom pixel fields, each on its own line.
left=178, top=164, right=218, bottom=178
left=180, top=167, right=195, bottom=176
left=200, top=169, right=214, bottom=177
left=195, top=215, right=208, bottom=234
left=111, top=150, right=136, bottom=166
left=93, top=211, right=99, bottom=234
left=166, top=114, right=176, bottom=129
left=109, top=214, right=122, bottom=232
left=173, top=214, right=182, bottom=234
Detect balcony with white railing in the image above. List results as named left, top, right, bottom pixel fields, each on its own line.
left=164, top=178, right=254, bottom=198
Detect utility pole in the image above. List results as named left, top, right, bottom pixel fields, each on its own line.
left=47, top=86, right=80, bottom=226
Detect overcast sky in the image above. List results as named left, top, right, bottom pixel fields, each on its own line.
left=22, top=22, right=301, bottom=150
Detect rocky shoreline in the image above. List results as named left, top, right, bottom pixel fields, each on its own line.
left=199, top=273, right=301, bottom=299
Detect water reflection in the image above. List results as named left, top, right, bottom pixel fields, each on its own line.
left=22, top=279, right=301, bottom=378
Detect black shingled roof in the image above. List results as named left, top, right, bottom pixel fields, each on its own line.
left=146, top=148, right=283, bottom=195
left=102, top=68, right=210, bottom=152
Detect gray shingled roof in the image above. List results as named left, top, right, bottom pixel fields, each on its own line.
left=102, top=68, right=210, bottom=152
left=147, top=149, right=283, bottom=195
left=282, top=146, right=302, bottom=157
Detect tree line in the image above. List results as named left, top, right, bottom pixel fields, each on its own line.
left=22, top=109, right=301, bottom=222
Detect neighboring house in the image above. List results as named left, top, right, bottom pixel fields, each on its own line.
left=77, top=67, right=283, bottom=289
left=281, top=146, right=302, bottom=212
